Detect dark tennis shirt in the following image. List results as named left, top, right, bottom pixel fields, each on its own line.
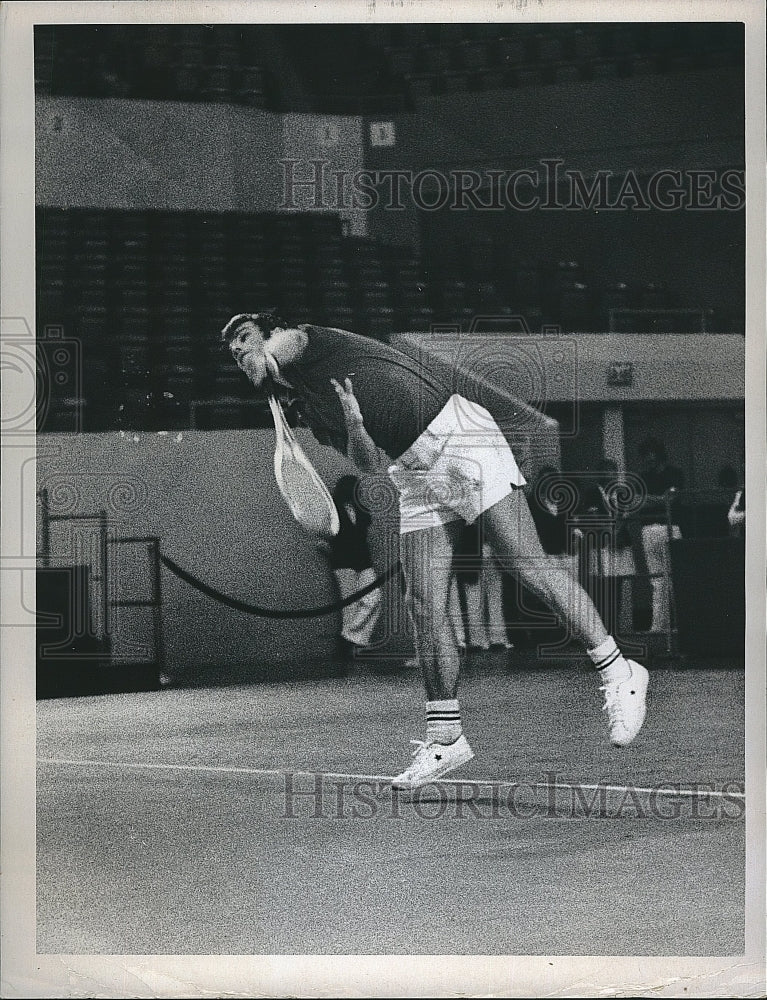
left=279, top=325, right=459, bottom=459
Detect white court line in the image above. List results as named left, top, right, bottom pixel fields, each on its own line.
left=36, top=756, right=746, bottom=800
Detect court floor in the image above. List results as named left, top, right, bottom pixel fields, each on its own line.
left=36, top=661, right=745, bottom=955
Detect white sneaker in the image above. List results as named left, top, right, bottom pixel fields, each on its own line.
left=391, top=735, right=475, bottom=791
left=600, top=660, right=650, bottom=747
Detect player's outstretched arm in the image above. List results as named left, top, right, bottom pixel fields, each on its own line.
left=331, top=377, right=390, bottom=473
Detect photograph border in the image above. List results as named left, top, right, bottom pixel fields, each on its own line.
left=2, top=1, right=765, bottom=996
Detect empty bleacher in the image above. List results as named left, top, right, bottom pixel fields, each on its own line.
left=37, top=204, right=720, bottom=432
left=35, top=24, right=272, bottom=107
left=36, top=208, right=437, bottom=431
left=35, top=23, right=743, bottom=112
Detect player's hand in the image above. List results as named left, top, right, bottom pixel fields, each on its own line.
left=331, top=377, right=364, bottom=427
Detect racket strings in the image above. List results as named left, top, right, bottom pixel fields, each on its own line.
left=269, top=393, right=340, bottom=538
left=280, top=459, right=337, bottom=537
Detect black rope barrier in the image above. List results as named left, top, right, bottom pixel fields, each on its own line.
left=159, top=553, right=399, bottom=619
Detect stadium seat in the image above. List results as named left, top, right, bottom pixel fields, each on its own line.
left=161, top=335, right=195, bottom=367
left=324, top=307, right=356, bottom=330
left=700, top=47, right=738, bottom=69
left=553, top=63, right=581, bottom=84
left=320, top=293, right=352, bottom=315
left=316, top=244, right=345, bottom=264
left=394, top=262, right=424, bottom=286
left=172, top=66, right=200, bottom=99
left=513, top=263, right=543, bottom=305
left=628, top=55, right=658, bottom=76
left=280, top=282, right=311, bottom=306
left=557, top=281, right=594, bottom=332
left=358, top=266, right=387, bottom=287
left=209, top=41, right=241, bottom=69
left=665, top=52, right=696, bottom=73
left=457, top=40, right=494, bottom=71
left=404, top=307, right=435, bottom=331
left=514, top=66, right=542, bottom=88
left=404, top=73, right=437, bottom=101
left=120, top=288, right=151, bottom=312
left=548, top=259, right=585, bottom=292
left=367, top=23, right=396, bottom=47
left=439, top=279, right=468, bottom=310
left=421, top=45, right=453, bottom=73
left=442, top=70, right=470, bottom=93
left=476, top=67, right=508, bottom=90
left=471, top=280, right=501, bottom=309
left=159, top=287, right=192, bottom=312
left=316, top=268, right=348, bottom=288
left=367, top=307, right=395, bottom=340
left=144, top=39, right=172, bottom=74
left=599, top=282, right=634, bottom=328
left=277, top=265, right=308, bottom=285
left=640, top=283, right=670, bottom=309
left=536, top=32, right=564, bottom=63
left=176, top=43, right=205, bottom=67
left=39, top=258, right=67, bottom=281
left=77, top=309, right=110, bottom=341
left=439, top=24, right=471, bottom=46
left=573, top=30, right=601, bottom=61
left=591, top=59, right=621, bottom=79
left=360, top=293, right=392, bottom=316
left=37, top=284, right=66, bottom=318
left=497, top=36, right=526, bottom=66
left=237, top=67, right=266, bottom=105
left=35, top=54, right=53, bottom=93
left=385, top=46, right=417, bottom=76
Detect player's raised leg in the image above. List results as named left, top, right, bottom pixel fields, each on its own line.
left=392, top=520, right=475, bottom=790
left=482, top=489, right=649, bottom=747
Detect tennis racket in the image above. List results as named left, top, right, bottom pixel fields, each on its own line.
left=267, top=391, right=340, bottom=540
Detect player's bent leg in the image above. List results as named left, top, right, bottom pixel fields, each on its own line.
left=394, top=520, right=475, bottom=790
left=399, top=520, right=463, bottom=701
left=482, top=489, right=650, bottom=747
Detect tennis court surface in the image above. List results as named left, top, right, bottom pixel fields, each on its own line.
left=37, top=661, right=745, bottom=955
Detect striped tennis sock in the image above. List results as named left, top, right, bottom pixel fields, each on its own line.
left=426, top=699, right=462, bottom=745
left=588, top=635, right=631, bottom=683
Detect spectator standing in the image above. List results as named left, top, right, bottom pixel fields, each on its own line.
left=448, top=517, right=512, bottom=651
left=581, top=459, right=637, bottom=636
left=636, top=438, right=685, bottom=634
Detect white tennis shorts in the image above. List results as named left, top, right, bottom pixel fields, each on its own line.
left=387, top=394, right=526, bottom=535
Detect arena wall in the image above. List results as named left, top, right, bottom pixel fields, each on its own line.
left=37, top=429, right=360, bottom=683
left=35, top=97, right=364, bottom=231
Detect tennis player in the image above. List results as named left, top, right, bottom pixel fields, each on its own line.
left=221, top=312, right=650, bottom=790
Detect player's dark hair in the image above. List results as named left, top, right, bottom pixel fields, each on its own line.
left=219, top=311, right=288, bottom=348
